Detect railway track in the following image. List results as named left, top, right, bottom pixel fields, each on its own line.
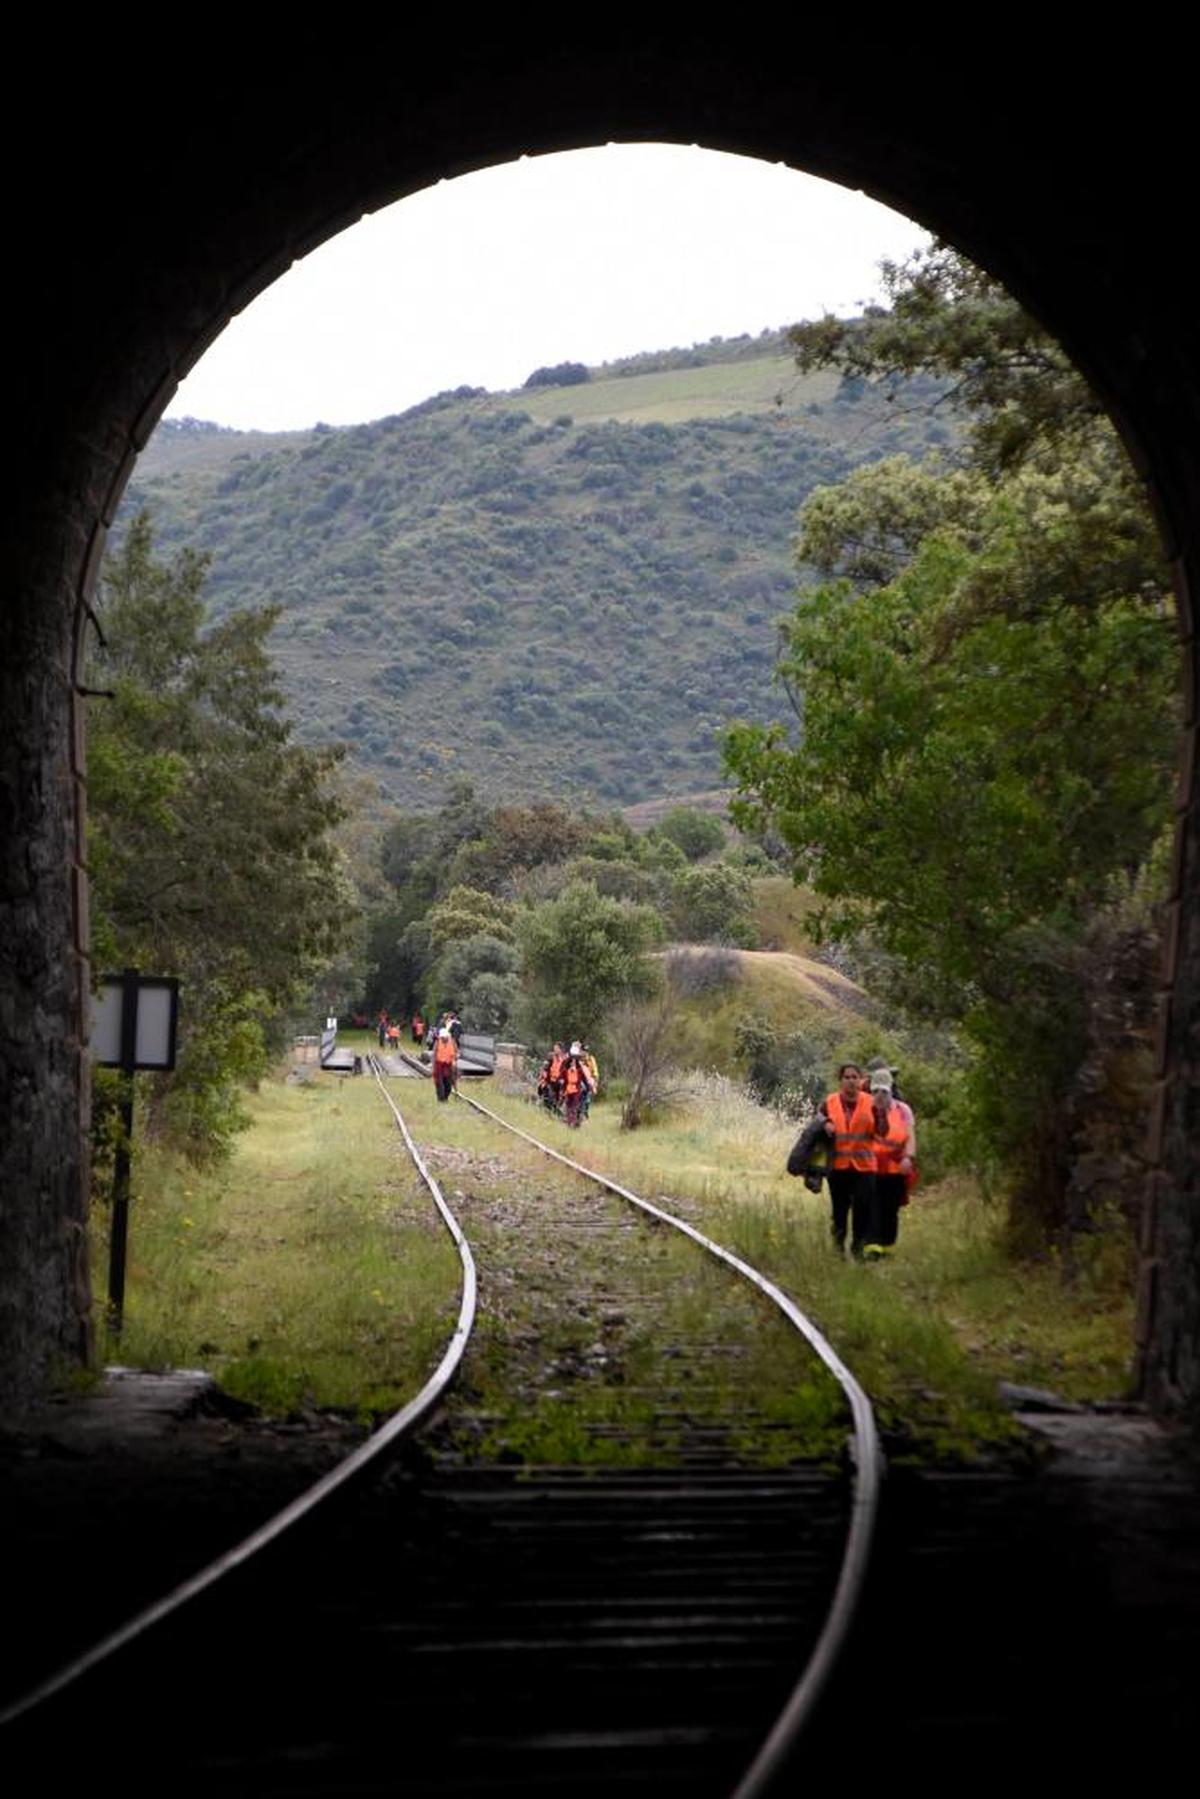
left=2, top=1059, right=879, bottom=1795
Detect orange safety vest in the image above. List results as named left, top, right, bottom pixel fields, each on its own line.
left=548, top=1052, right=565, bottom=1083
left=433, top=1037, right=457, bottom=1070
left=563, top=1059, right=586, bottom=1096
left=825, top=1092, right=876, bottom=1172
left=872, top=1103, right=910, bottom=1175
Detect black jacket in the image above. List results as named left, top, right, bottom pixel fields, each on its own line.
left=786, top=1116, right=832, bottom=1190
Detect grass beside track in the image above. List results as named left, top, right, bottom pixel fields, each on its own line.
left=461, top=1073, right=1137, bottom=1462
left=95, top=1048, right=1136, bottom=1463
left=91, top=1069, right=461, bottom=1415
left=383, top=1075, right=847, bottom=1468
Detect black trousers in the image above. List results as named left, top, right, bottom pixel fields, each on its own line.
left=872, top=1175, right=906, bottom=1247
left=827, top=1169, right=875, bottom=1255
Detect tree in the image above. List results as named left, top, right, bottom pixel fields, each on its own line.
left=89, top=514, right=348, bottom=1160
left=788, top=244, right=1110, bottom=474
left=447, top=801, right=592, bottom=894
left=515, top=880, right=663, bottom=1045
left=727, top=249, right=1178, bottom=1238
left=365, top=913, right=433, bottom=1016
left=609, top=993, right=683, bottom=1129
left=669, top=863, right=756, bottom=944
left=655, top=805, right=726, bottom=862
left=427, top=885, right=515, bottom=949
left=430, top=932, right=519, bottom=1028
left=524, top=361, right=590, bottom=389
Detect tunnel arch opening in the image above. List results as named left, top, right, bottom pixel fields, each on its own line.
left=3, top=44, right=1195, bottom=1415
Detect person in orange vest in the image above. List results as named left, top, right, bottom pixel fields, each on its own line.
left=543, top=1042, right=567, bottom=1113
left=863, top=1069, right=917, bottom=1258
left=432, top=1026, right=458, bottom=1102
left=411, top=1011, right=425, bottom=1045
left=561, top=1041, right=594, bottom=1128
left=819, top=1062, right=877, bottom=1257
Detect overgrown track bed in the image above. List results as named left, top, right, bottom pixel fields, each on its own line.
left=2, top=1068, right=874, bottom=1795
left=385, top=1069, right=880, bottom=1795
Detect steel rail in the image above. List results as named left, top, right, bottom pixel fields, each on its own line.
left=0, top=1053, right=476, bottom=1729
left=451, top=1084, right=882, bottom=1799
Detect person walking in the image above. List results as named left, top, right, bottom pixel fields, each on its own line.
left=863, top=1070, right=917, bottom=1259
left=581, top=1043, right=599, bottom=1117
left=820, top=1062, right=876, bottom=1256
left=546, top=1042, right=566, bottom=1114
left=432, top=1026, right=458, bottom=1102
left=561, top=1042, right=594, bottom=1128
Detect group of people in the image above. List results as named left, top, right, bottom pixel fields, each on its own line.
left=788, top=1059, right=918, bottom=1260
left=536, top=1041, right=600, bottom=1128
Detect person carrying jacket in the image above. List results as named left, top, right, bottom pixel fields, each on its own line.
left=432, top=1026, right=458, bottom=1102
left=820, top=1062, right=876, bottom=1256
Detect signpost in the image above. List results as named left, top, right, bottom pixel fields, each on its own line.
left=91, top=970, right=179, bottom=1333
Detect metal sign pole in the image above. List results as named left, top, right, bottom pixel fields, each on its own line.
left=106, top=967, right=140, bottom=1335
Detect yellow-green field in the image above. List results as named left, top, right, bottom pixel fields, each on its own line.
left=751, top=875, right=826, bottom=955
left=92, top=1070, right=460, bottom=1414
left=663, top=943, right=869, bottom=1077
left=499, top=357, right=841, bottom=427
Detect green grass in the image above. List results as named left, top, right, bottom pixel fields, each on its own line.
left=91, top=1068, right=461, bottom=1415
left=366, top=1076, right=847, bottom=1468
left=461, top=1074, right=1137, bottom=1461
left=93, top=1051, right=1137, bottom=1462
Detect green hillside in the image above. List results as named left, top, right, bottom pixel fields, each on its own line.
left=124, top=336, right=950, bottom=808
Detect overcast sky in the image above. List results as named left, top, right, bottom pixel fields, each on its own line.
left=166, top=144, right=929, bottom=433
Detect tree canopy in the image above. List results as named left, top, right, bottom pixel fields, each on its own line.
left=515, top=880, right=663, bottom=1045
left=727, top=248, right=1178, bottom=1236
left=89, top=514, right=348, bottom=1159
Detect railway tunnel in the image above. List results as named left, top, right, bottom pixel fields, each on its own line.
left=1, top=30, right=1197, bottom=1415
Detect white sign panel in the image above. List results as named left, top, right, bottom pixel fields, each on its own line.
left=90, top=985, right=125, bottom=1065
left=135, top=984, right=177, bottom=1069
left=90, top=975, right=179, bottom=1070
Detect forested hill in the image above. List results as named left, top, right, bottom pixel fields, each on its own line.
left=125, top=335, right=949, bottom=808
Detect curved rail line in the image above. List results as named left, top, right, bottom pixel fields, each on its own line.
left=0, top=1056, right=476, bottom=1729
left=442, top=1074, right=883, bottom=1799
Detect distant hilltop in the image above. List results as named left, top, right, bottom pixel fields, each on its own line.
left=131, top=322, right=948, bottom=811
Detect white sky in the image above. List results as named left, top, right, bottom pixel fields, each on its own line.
left=166, top=143, right=929, bottom=433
